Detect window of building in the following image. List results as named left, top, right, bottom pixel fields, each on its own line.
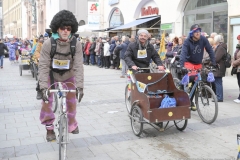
left=109, top=8, right=124, bottom=27
left=68, top=0, right=76, bottom=14
left=79, top=20, right=85, bottom=26
left=183, top=0, right=228, bottom=42
left=185, top=0, right=227, bottom=11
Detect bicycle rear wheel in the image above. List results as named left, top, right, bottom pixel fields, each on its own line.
left=125, top=84, right=131, bottom=113
left=195, top=85, right=218, bottom=124
left=59, top=114, right=68, bottom=160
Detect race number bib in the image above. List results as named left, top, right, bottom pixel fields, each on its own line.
left=52, top=59, right=70, bottom=69
left=136, top=81, right=147, bottom=93
left=137, top=49, right=147, bottom=58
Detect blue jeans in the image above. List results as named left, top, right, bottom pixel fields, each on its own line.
left=97, top=56, right=101, bottom=66
left=90, top=54, right=95, bottom=65
left=214, top=77, right=223, bottom=101
left=0, top=55, right=4, bottom=67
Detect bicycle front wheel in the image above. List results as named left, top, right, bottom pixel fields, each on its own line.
left=195, top=85, right=218, bottom=124
left=53, top=93, right=58, bottom=113
left=59, top=115, right=68, bottom=160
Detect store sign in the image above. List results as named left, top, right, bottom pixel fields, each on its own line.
left=109, top=0, right=119, bottom=6
left=141, top=6, right=159, bottom=17
left=88, top=2, right=100, bottom=29
left=161, top=24, right=172, bottom=30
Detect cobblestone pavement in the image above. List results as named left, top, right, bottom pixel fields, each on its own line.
left=0, top=58, right=238, bottom=160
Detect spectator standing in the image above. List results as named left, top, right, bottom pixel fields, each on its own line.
left=95, top=38, right=101, bottom=67
left=103, top=39, right=110, bottom=69
left=0, top=39, right=9, bottom=69
left=109, top=38, right=116, bottom=69
left=89, top=38, right=96, bottom=65
left=232, top=35, right=240, bottom=103
left=118, top=36, right=130, bottom=78
left=213, top=35, right=227, bottom=102
left=84, top=39, right=91, bottom=65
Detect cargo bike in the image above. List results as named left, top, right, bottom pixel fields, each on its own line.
left=19, top=50, right=33, bottom=77
left=125, top=69, right=191, bottom=136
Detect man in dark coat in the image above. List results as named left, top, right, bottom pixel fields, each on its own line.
left=124, top=29, right=164, bottom=72
left=0, top=39, right=9, bottom=68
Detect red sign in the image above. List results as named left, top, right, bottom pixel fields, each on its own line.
left=141, top=6, right=159, bottom=16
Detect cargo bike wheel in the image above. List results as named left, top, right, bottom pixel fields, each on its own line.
left=174, top=120, right=188, bottom=131
left=130, top=105, right=143, bottom=136
left=125, top=84, right=131, bottom=113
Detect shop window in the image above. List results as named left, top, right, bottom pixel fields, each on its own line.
left=185, top=0, right=227, bottom=11
left=196, top=13, right=212, bottom=20
left=183, top=15, right=195, bottom=36
left=213, top=11, right=228, bottom=42
left=109, top=8, right=124, bottom=27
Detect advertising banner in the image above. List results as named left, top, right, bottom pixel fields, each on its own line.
left=88, top=2, right=100, bottom=29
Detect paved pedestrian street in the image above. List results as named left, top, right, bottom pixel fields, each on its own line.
left=0, top=59, right=238, bottom=160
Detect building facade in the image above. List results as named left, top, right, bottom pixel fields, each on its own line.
left=0, top=0, right=3, bottom=38
left=2, top=0, right=22, bottom=38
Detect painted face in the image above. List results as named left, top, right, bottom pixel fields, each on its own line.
left=139, top=33, right=148, bottom=44
left=57, top=26, right=72, bottom=40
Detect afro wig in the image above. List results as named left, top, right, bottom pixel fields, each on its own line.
left=50, top=10, right=78, bottom=34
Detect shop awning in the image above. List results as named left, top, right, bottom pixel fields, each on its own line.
left=92, top=27, right=115, bottom=32
left=110, top=16, right=159, bottom=31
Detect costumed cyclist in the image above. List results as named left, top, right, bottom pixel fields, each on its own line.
left=124, top=29, right=164, bottom=72
left=180, top=24, right=217, bottom=111
left=38, top=10, right=84, bottom=142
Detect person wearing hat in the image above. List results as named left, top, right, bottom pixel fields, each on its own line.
left=232, top=35, right=240, bottom=103
left=180, top=24, right=217, bottom=111
left=124, top=29, right=164, bottom=72
left=38, top=10, right=84, bottom=142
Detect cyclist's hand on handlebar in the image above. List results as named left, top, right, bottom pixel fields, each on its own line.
left=181, top=67, right=188, bottom=75
left=41, top=88, right=49, bottom=103
left=157, top=66, right=165, bottom=71
left=131, top=66, right=138, bottom=70
left=76, top=88, right=84, bottom=103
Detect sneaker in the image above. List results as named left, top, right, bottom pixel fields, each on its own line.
left=191, top=102, right=197, bottom=111
left=234, top=99, right=240, bottom=103
left=36, top=91, right=43, bottom=100
left=120, top=76, right=125, bottom=78
left=71, top=126, right=79, bottom=134
left=46, top=130, right=56, bottom=142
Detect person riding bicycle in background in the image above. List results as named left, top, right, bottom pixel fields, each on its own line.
left=124, top=29, right=164, bottom=72
left=38, top=10, right=84, bottom=142
left=180, top=24, right=217, bottom=111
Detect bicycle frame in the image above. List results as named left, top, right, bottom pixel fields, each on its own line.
left=184, top=72, right=202, bottom=99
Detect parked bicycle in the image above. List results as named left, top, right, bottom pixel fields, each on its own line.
left=173, top=66, right=218, bottom=124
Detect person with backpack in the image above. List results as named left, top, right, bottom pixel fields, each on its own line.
left=38, top=10, right=84, bottom=142
left=213, top=34, right=227, bottom=102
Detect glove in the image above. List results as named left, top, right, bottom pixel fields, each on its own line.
left=181, top=67, right=188, bottom=75
left=41, top=88, right=49, bottom=103
left=212, top=64, right=220, bottom=70
left=76, top=88, right=84, bottom=103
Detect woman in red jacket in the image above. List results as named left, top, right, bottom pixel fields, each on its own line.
left=84, top=38, right=91, bottom=65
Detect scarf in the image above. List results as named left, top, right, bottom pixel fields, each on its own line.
left=137, top=39, right=148, bottom=50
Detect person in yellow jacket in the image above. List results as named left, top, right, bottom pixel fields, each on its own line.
left=32, top=35, right=44, bottom=64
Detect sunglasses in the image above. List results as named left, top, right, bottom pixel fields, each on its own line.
left=60, top=26, right=72, bottom=31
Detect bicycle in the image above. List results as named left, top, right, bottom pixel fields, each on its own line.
left=45, top=82, right=79, bottom=160
left=173, top=66, right=218, bottom=124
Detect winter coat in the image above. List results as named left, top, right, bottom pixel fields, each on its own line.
left=94, top=42, right=100, bottom=55
left=84, top=42, right=91, bottom=55
left=0, top=42, right=9, bottom=56
left=180, top=35, right=215, bottom=67
left=124, top=41, right=163, bottom=68
left=177, top=45, right=183, bottom=55
left=154, top=43, right=160, bottom=53
left=213, top=43, right=227, bottom=77
left=104, top=42, right=110, bottom=56
left=117, top=40, right=130, bottom=59
left=89, top=42, right=96, bottom=55
left=232, top=44, right=240, bottom=72
left=99, top=42, right=104, bottom=56
left=166, top=45, right=180, bottom=58
left=38, top=37, right=84, bottom=89
left=109, top=40, right=116, bottom=54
